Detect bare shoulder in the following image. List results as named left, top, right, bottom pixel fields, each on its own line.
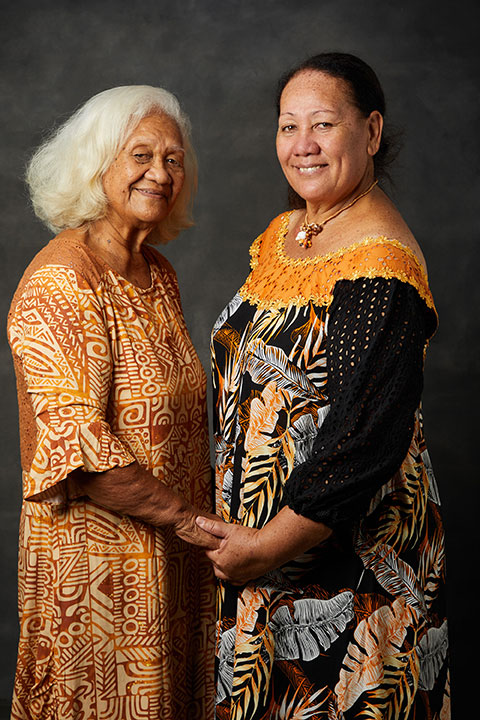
left=359, top=190, right=427, bottom=272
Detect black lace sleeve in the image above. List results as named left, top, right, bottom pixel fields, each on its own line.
left=283, top=277, right=436, bottom=530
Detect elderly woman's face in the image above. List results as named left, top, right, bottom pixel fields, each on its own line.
left=276, top=70, right=381, bottom=206
left=102, top=114, right=185, bottom=231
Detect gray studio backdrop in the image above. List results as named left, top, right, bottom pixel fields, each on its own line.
left=1, top=0, right=478, bottom=715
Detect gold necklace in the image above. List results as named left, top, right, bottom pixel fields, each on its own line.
left=295, top=179, right=379, bottom=249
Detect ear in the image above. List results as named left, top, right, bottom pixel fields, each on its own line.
left=366, top=111, right=384, bottom=157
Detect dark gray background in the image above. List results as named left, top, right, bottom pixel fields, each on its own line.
left=1, top=0, right=478, bottom=716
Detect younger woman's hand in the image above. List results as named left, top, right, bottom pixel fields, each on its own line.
left=197, top=506, right=332, bottom=585
left=195, top=516, right=270, bottom=585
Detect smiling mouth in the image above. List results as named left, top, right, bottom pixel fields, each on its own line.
left=134, top=187, right=168, bottom=198
left=294, top=164, right=328, bottom=174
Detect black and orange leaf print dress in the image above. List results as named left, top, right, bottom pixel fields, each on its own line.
left=211, top=213, right=450, bottom=719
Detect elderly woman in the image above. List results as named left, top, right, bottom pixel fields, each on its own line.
left=8, top=86, right=217, bottom=720
left=197, top=54, right=450, bottom=718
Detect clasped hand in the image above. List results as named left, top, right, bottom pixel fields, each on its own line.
left=195, top=516, right=270, bottom=585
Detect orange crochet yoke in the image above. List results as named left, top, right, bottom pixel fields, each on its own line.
left=239, top=212, right=436, bottom=315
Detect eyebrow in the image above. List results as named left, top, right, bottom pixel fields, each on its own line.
left=279, top=109, right=336, bottom=118
left=129, top=138, right=185, bottom=153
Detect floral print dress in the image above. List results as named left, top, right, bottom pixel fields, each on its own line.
left=211, top=213, right=449, bottom=719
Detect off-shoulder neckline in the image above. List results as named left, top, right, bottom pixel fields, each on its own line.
left=275, top=211, right=428, bottom=277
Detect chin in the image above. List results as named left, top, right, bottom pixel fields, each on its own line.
left=288, top=180, right=329, bottom=201
left=133, top=209, right=170, bottom=226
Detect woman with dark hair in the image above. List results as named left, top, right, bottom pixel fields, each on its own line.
left=197, top=53, right=450, bottom=718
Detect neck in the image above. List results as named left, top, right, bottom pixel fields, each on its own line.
left=90, top=215, right=154, bottom=256
left=305, top=175, right=376, bottom=225
left=85, top=216, right=153, bottom=288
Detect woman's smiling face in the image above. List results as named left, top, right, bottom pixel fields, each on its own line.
left=276, top=70, right=381, bottom=208
left=102, top=113, right=185, bottom=232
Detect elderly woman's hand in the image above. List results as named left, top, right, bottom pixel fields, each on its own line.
left=174, top=509, right=222, bottom=550
left=69, top=464, right=222, bottom=550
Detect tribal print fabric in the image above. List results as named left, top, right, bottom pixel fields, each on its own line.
left=8, top=233, right=215, bottom=720
left=211, top=213, right=450, bottom=719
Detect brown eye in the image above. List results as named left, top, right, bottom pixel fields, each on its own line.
left=134, top=153, right=151, bottom=163
left=167, top=157, right=184, bottom=169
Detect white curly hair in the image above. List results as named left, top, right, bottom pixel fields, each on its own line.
left=26, top=85, right=197, bottom=244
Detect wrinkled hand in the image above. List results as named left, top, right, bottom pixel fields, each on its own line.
left=175, top=509, right=222, bottom=550
left=196, top=516, right=272, bottom=585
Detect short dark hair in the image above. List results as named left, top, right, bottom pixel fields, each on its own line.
left=276, top=52, right=400, bottom=206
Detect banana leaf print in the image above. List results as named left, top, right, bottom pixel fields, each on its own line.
left=217, top=323, right=251, bottom=444
left=417, top=523, right=446, bottom=611
left=220, top=467, right=233, bottom=513
left=217, top=585, right=271, bottom=704
left=365, top=419, right=429, bottom=552
left=366, top=465, right=428, bottom=554
left=246, top=340, right=323, bottom=402
left=356, top=539, right=427, bottom=615
left=248, top=305, right=305, bottom=347
left=244, top=381, right=285, bottom=453
left=288, top=414, right=320, bottom=466
left=358, top=648, right=420, bottom=720
left=287, top=305, right=328, bottom=388
left=270, top=592, right=355, bottom=661
left=230, top=625, right=275, bottom=720
left=211, top=229, right=449, bottom=719
left=271, top=685, right=332, bottom=719
left=213, top=292, right=245, bottom=335
left=335, top=598, right=416, bottom=712
left=417, top=620, right=448, bottom=691
left=421, top=448, right=442, bottom=504
left=353, top=593, right=392, bottom=624
left=242, top=432, right=292, bottom=527
left=217, top=626, right=237, bottom=704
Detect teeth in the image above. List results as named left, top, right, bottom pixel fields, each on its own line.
left=297, top=166, right=323, bottom=174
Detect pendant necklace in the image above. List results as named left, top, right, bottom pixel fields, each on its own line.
left=295, top=179, right=378, bottom=249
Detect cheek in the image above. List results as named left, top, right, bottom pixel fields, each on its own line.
left=103, top=162, right=130, bottom=199
left=276, top=141, right=291, bottom=172
left=173, top=171, right=185, bottom=196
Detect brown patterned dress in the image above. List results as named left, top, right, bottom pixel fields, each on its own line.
left=7, top=231, right=215, bottom=720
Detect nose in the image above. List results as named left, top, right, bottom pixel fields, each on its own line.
left=144, top=159, right=172, bottom=184
left=293, top=129, right=320, bottom=156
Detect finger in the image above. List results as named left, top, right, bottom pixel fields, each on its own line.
left=194, top=527, right=222, bottom=549
left=204, top=548, right=221, bottom=562
left=212, top=567, right=246, bottom=586
left=196, top=515, right=229, bottom=538
left=212, top=566, right=230, bottom=582
left=197, top=538, right=221, bottom=551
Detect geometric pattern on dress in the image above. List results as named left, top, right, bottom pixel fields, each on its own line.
left=8, top=240, right=215, bottom=720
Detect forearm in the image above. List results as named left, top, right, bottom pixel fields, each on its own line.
left=71, top=462, right=187, bottom=524
left=255, top=506, right=332, bottom=568
left=70, top=463, right=220, bottom=548
left=197, top=506, right=332, bottom=584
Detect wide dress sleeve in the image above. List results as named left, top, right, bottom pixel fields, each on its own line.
left=8, top=265, right=135, bottom=502
left=283, top=276, right=435, bottom=530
